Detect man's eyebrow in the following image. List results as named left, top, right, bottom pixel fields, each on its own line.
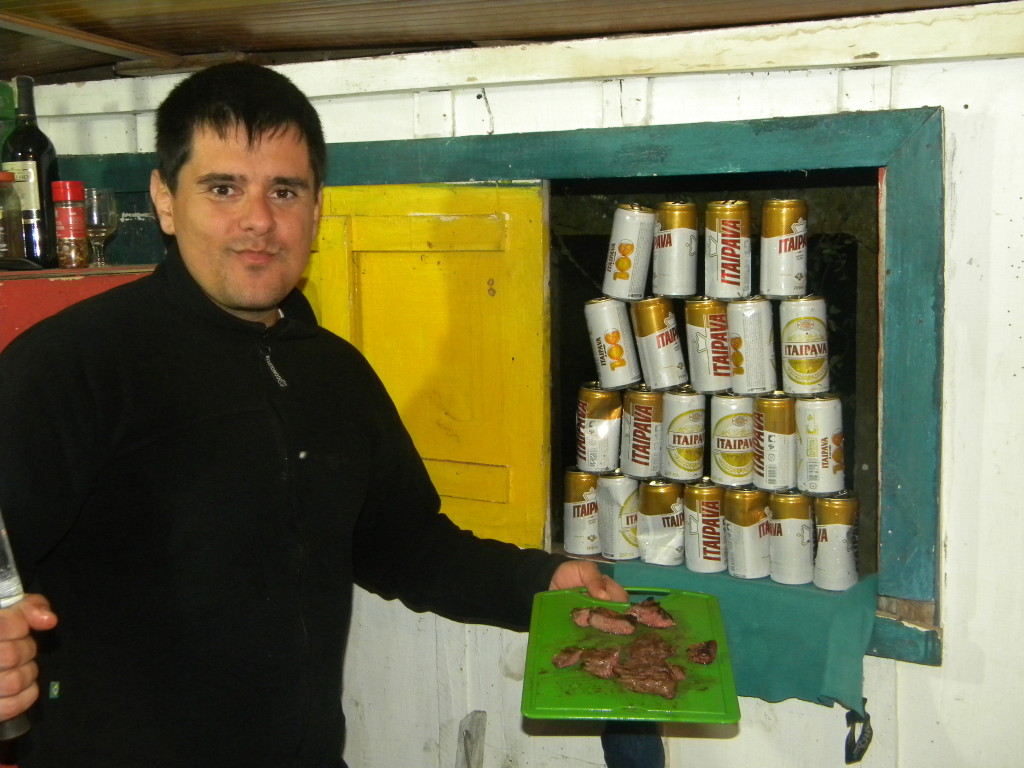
left=272, top=176, right=311, bottom=190
left=196, top=172, right=241, bottom=185
left=193, top=173, right=310, bottom=189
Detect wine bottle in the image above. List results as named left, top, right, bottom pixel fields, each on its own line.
left=1, top=77, right=59, bottom=268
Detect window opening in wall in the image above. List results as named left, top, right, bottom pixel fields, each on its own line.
left=549, top=168, right=880, bottom=576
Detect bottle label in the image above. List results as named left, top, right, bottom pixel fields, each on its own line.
left=55, top=205, right=86, bottom=240
left=1, top=161, right=40, bottom=210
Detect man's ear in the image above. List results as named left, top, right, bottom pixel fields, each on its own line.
left=150, top=169, right=175, bottom=235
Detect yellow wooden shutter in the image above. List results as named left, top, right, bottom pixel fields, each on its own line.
left=301, top=183, right=550, bottom=549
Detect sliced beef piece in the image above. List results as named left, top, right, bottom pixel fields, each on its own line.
left=686, top=639, right=718, bottom=665
left=615, top=663, right=680, bottom=699
left=579, top=646, right=621, bottom=679
left=570, top=607, right=593, bottom=627
left=625, top=598, right=676, bottom=629
left=624, top=632, right=675, bottom=663
left=551, top=646, right=584, bottom=669
left=587, top=607, right=637, bottom=635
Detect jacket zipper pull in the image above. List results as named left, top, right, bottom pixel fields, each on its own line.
left=261, top=344, right=289, bottom=389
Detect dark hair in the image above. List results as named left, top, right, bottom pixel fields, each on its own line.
left=155, top=62, right=326, bottom=192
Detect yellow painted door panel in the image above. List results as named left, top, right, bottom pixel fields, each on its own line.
left=302, top=183, right=549, bottom=548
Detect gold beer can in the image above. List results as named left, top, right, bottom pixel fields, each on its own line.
left=575, top=382, right=622, bottom=473
left=795, top=393, right=845, bottom=495
left=709, top=393, right=754, bottom=487
left=683, top=480, right=726, bottom=573
left=726, top=296, right=777, bottom=395
left=653, top=202, right=699, bottom=298
left=760, top=199, right=808, bottom=299
left=705, top=200, right=751, bottom=300
left=630, top=296, right=688, bottom=391
left=813, top=492, right=859, bottom=590
left=596, top=470, right=640, bottom=560
left=619, top=384, right=663, bottom=480
left=563, top=468, right=600, bottom=556
left=753, top=392, right=797, bottom=491
left=603, top=203, right=656, bottom=301
left=660, top=385, right=706, bottom=482
left=723, top=487, right=770, bottom=579
left=767, top=490, right=815, bottom=584
left=684, top=297, right=732, bottom=394
left=637, top=479, right=686, bottom=566
left=779, top=295, right=830, bottom=396
left=584, top=297, right=643, bottom=390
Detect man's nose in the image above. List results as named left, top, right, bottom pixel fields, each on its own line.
left=241, top=193, right=275, bottom=235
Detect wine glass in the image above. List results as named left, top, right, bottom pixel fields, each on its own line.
left=85, top=188, right=118, bottom=268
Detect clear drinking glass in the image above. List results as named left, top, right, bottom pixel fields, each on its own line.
left=85, top=187, right=118, bottom=268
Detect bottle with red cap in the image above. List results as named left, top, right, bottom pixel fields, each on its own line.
left=52, top=180, right=89, bottom=269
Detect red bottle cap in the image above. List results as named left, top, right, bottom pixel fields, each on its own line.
left=51, top=181, right=85, bottom=202
left=0, top=171, right=14, bottom=183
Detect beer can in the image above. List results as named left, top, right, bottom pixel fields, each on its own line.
left=767, top=491, right=815, bottom=585
left=575, top=382, right=622, bottom=473
left=597, top=471, right=640, bottom=560
left=584, top=297, right=642, bottom=390
left=619, top=385, right=663, bottom=480
left=813, top=493, right=859, bottom=591
left=683, top=480, right=726, bottom=573
left=726, top=296, right=777, bottom=395
left=795, top=394, right=845, bottom=495
left=684, top=297, right=732, bottom=394
left=660, top=385, right=706, bottom=482
left=723, top=487, right=770, bottom=579
left=779, top=295, right=830, bottom=395
left=752, top=393, right=797, bottom=491
left=652, top=202, right=698, bottom=297
left=637, top=480, right=686, bottom=566
left=563, top=468, right=601, bottom=556
left=760, top=199, right=808, bottom=299
left=603, top=203, right=656, bottom=301
left=630, top=296, right=688, bottom=390
left=709, top=393, right=754, bottom=487
left=704, top=200, right=751, bottom=300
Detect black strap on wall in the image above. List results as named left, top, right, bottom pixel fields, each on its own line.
left=845, top=698, right=873, bottom=764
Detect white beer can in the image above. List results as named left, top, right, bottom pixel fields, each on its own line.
left=597, top=471, right=640, bottom=560
left=779, top=295, right=830, bottom=395
left=584, top=297, right=642, bottom=390
left=575, top=383, right=622, bottom=473
left=760, top=199, right=808, bottom=299
left=637, top=480, right=686, bottom=566
left=683, top=480, right=727, bottom=573
left=768, top=491, right=815, bottom=585
left=684, top=297, right=732, bottom=394
left=726, top=296, right=777, bottom=395
left=619, top=385, right=663, bottom=480
left=709, top=393, right=754, bottom=487
left=630, top=296, right=688, bottom=391
left=704, top=200, right=751, bottom=300
left=563, top=468, right=601, bottom=556
left=723, top=487, right=771, bottom=580
left=813, top=494, right=859, bottom=591
left=752, top=393, right=797, bottom=491
left=660, top=386, right=705, bottom=482
left=795, top=394, right=845, bottom=495
left=603, top=203, right=656, bottom=301
left=652, top=202, right=698, bottom=297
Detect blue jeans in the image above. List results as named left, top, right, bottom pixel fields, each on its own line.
left=601, top=721, right=665, bottom=768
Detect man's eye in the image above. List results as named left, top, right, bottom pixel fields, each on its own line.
left=272, top=188, right=298, bottom=200
left=210, top=185, right=235, bottom=196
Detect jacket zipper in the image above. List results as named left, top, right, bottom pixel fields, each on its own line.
left=260, top=340, right=289, bottom=389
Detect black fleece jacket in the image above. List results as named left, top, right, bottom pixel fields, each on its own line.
left=0, top=247, right=564, bottom=767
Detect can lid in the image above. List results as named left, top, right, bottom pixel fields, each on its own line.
left=51, top=181, right=85, bottom=201
left=0, top=171, right=13, bottom=183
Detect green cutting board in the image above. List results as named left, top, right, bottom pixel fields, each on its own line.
left=521, top=587, right=740, bottom=723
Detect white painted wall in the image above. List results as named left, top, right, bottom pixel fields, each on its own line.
left=31, top=2, right=1024, bottom=766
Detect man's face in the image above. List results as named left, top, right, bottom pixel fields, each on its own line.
left=150, top=124, right=322, bottom=326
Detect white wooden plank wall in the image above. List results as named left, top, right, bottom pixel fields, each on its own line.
left=31, top=3, right=1024, bottom=766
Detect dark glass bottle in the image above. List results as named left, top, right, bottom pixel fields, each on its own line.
left=1, top=77, right=59, bottom=267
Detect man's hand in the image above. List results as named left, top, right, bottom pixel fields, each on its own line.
left=549, top=560, right=629, bottom=603
left=0, top=595, right=57, bottom=721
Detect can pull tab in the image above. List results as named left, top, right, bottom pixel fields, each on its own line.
left=844, top=698, right=873, bottom=764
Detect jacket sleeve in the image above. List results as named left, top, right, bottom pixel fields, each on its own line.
left=349, top=364, right=566, bottom=632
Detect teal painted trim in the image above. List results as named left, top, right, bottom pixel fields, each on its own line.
left=868, top=614, right=942, bottom=666
left=324, top=109, right=939, bottom=185
left=60, top=153, right=156, bottom=192
left=878, top=110, right=944, bottom=602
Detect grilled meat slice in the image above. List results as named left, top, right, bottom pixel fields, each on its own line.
left=625, top=598, right=676, bottom=629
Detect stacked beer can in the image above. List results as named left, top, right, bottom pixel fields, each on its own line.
left=565, top=200, right=858, bottom=591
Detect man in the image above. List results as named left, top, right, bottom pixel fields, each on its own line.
left=0, top=63, right=626, bottom=766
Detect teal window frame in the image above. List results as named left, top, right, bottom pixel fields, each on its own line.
left=64, top=107, right=943, bottom=663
